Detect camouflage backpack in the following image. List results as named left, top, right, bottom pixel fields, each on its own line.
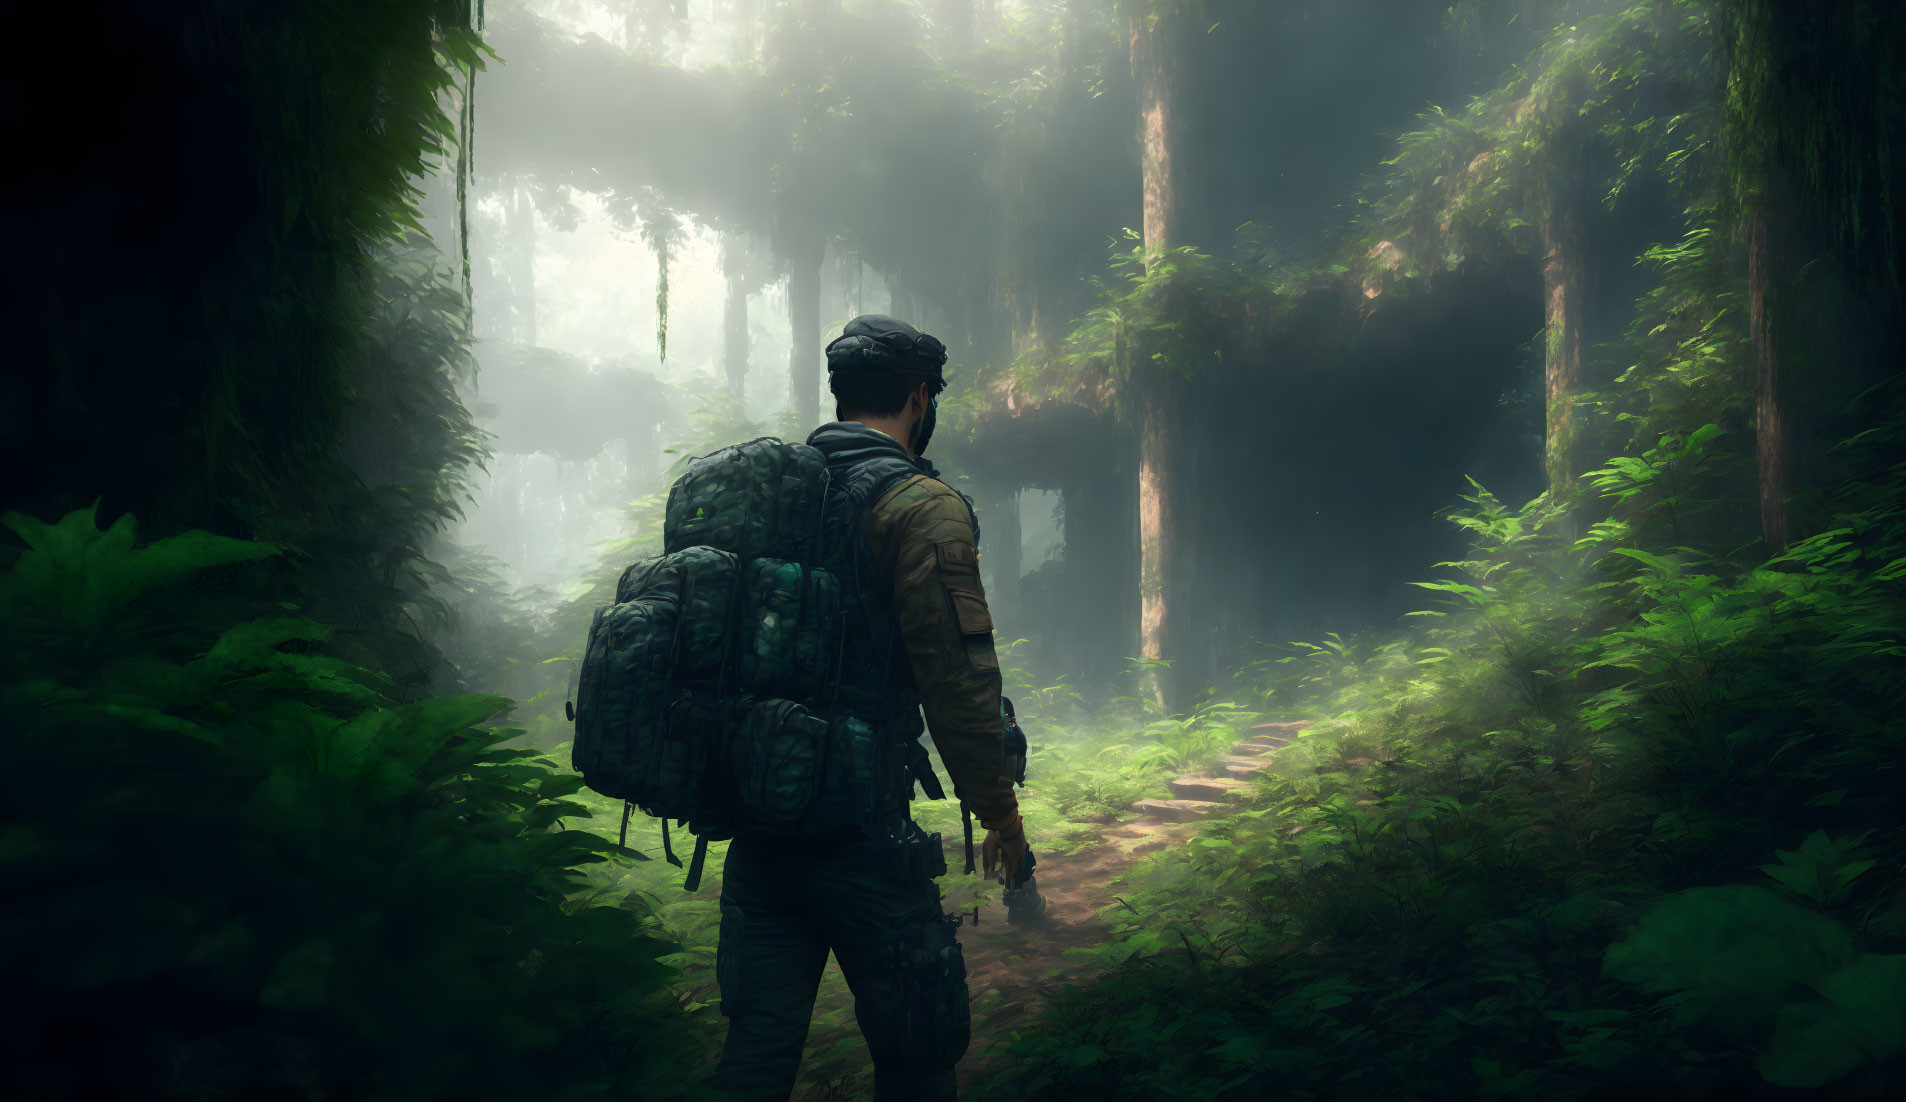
left=572, top=438, right=933, bottom=887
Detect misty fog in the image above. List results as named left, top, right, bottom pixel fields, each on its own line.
left=433, top=0, right=1583, bottom=691
left=16, top=1, right=1901, bottom=1098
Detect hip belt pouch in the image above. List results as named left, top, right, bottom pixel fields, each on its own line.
left=819, top=715, right=882, bottom=830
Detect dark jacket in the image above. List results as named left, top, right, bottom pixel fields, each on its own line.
left=807, top=423, right=1018, bottom=823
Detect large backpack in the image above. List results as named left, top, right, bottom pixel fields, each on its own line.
left=572, top=437, right=936, bottom=886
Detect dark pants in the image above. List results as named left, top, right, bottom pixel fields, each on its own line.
left=709, top=821, right=969, bottom=1102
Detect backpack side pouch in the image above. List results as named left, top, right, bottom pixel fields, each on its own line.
left=573, top=593, right=679, bottom=802
left=576, top=546, right=737, bottom=810
left=673, top=546, right=740, bottom=683
left=731, top=698, right=827, bottom=828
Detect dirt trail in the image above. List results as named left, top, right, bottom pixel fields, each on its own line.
left=790, top=720, right=1306, bottom=1097
left=951, top=720, right=1307, bottom=1086
left=950, top=813, right=1200, bottom=1081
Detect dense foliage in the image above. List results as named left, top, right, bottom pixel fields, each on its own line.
left=0, top=508, right=701, bottom=1098
left=952, top=3, right=1906, bottom=1096
left=0, top=3, right=708, bottom=1097
left=5, top=1, right=1901, bottom=1100
left=969, top=404, right=1906, bottom=1096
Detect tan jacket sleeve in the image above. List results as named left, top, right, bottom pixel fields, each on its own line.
left=877, top=478, right=1019, bottom=823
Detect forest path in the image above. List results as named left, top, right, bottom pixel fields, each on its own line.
left=951, top=719, right=1307, bottom=1088
left=949, top=812, right=1200, bottom=1084
left=789, top=720, right=1305, bottom=1099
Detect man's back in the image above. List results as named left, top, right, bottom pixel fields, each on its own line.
left=822, top=424, right=1017, bottom=824
left=711, top=315, right=1029, bottom=1102
left=709, top=423, right=1016, bottom=1102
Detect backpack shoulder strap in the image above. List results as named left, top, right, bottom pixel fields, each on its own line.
left=836, top=454, right=923, bottom=511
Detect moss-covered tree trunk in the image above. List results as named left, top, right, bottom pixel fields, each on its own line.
left=723, top=235, right=750, bottom=412
left=1718, top=0, right=1906, bottom=549
left=1131, top=6, right=1188, bottom=714
left=786, top=231, right=823, bottom=426
left=1539, top=155, right=1587, bottom=513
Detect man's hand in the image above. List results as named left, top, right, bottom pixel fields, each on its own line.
left=981, top=813, right=1028, bottom=886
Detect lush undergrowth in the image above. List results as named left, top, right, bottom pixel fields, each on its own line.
left=550, top=631, right=1204, bottom=1098
left=0, top=508, right=705, bottom=1099
left=965, top=404, right=1906, bottom=1100
left=13, top=2, right=1894, bottom=1100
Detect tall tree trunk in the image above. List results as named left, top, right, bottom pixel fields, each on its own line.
left=1747, top=212, right=1793, bottom=549
left=1539, top=156, right=1587, bottom=516
left=1131, top=9, right=1188, bottom=714
left=1137, top=376, right=1182, bottom=710
left=786, top=231, right=823, bottom=426
left=1135, top=23, right=1181, bottom=265
left=723, top=235, right=750, bottom=413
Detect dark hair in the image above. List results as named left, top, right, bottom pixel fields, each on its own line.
left=825, top=314, right=947, bottom=418
left=831, top=370, right=932, bottom=419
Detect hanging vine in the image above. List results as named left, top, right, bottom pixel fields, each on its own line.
left=456, top=61, right=475, bottom=303
left=449, top=1, right=487, bottom=323
left=640, top=204, right=685, bottom=365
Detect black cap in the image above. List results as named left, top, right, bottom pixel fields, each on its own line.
left=824, top=314, right=948, bottom=389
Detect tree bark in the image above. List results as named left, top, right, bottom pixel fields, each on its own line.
left=1134, top=15, right=1182, bottom=267
left=786, top=231, right=823, bottom=427
left=1137, top=375, right=1182, bottom=710
left=1131, top=10, right=1188, bottom=714
left=723, top=235, right=750, bottom=413
left=1539, top=158, right=1587, bottom=514
left=1747, top=212, right=1792, bottom=549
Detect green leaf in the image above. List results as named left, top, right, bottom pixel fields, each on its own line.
left=1064, top=1044, right=1111, bottom=1067
left=1760, top=831, right=1875, bottom=905
left=1605, top=885, right=1855, bottom=1040
left=1758, top=954, right=1906, bottom=1087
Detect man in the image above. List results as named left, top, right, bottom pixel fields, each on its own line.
left=710, top=315, right=1029, bottom=1101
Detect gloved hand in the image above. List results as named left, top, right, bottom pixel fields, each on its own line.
left=981, top=813, right=1028, bottom=886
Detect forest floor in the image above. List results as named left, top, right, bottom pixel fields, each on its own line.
left=788, top=721, right=1306, bottom=1099
left=951, top=813, right=1203, bottom=1087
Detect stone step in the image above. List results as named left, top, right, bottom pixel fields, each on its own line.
left=1251, top=721, right=1310, bottom=746
left=1216, top=754, right=1272, bottom=778
left=1232, top=739, right=1281, bottom=757
left=1168, top=776, right=1254, bottom=801
left=1132, top=797, right=1225, bottom=823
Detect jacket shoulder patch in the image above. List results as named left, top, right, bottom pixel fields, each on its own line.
left=935, top=540, right=979, bottom=573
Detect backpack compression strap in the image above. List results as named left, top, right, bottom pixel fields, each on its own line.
left=684, top=835, right=710, bottom=892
